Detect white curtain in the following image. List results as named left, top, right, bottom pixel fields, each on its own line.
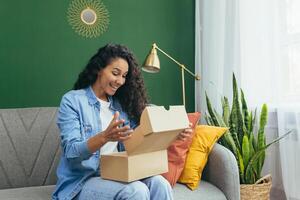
left=196, top=0, right=300, bottom=199
left=277, top=106, right=300, bottom=199
left=195, top=0, right=241, bottom=119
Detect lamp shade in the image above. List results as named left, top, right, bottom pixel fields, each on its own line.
left=142, top=46, right=160, bottom=73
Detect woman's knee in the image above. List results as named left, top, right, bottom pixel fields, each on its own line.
left=142, top=175, right=173, bottom=200
left=145, top=175, right=171, bottom=189
left=116, top=181, right=150, bottom=200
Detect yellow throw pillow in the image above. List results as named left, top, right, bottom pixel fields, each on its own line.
left=178, top=125, right=227, bottom=190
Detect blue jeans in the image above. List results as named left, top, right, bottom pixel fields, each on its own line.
left=75, top=175, right=173, bottom=200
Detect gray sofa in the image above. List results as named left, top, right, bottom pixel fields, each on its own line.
left=0, top=107, right=240, bottom=200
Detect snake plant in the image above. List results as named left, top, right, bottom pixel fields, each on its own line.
left=205, top=73, right=292, bottom=184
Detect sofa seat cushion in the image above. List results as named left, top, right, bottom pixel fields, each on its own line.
left=173, top=181, right=227, bottom=200
left=0, top=181, right=226, bottom=200
left=0, top=185, right=54, bottom=200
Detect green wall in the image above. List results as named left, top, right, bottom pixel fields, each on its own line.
left=0, top=0, right=195, bottom=112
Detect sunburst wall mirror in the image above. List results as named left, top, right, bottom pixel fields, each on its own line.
left=67, top=0, right=109, bottom=38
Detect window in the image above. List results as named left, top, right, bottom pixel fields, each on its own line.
left=280, top=0, right=300, bottom=101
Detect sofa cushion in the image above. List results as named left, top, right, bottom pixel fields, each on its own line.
left=162, top=112, right=201, bottom=187
left=173, top=181, right=227, bottom=200
left=0, top=108, right=60, bottom=189
left=0, top=185, right=55, bottom=200
left=0, top=182, right=227, bottom=200
left=178, top=125, right=227, bottom=190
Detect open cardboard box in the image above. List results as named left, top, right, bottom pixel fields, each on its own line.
left=100, top=105, right=189, bottom=182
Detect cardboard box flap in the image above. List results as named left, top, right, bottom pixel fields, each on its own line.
left=124, top=105, right=189, bottom=155
left=143, top=106, right=189, bottom=133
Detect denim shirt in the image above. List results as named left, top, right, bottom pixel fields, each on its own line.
left=52, top=86, right=137, bottom=200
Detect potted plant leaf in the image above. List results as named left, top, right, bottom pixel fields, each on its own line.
left=205, top=73, right=292, bottom=200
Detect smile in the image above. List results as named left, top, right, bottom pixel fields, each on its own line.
left=110, top=85, right=118, bottom=90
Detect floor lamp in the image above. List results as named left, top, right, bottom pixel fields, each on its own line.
left=142, top=43, right=200, bottom=107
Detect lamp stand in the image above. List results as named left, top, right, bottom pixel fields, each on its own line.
left=181, top=67, right=186, bottom=106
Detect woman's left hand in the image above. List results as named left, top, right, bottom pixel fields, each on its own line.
left=177, top=123, right=193, bottom=141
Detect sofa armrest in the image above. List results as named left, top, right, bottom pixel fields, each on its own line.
left=203, top=143, right=240, bottom=200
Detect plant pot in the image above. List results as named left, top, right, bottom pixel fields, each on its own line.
left=240, top=174, right=272, bottom=200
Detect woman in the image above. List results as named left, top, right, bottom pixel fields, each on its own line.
left=52, top=44, right=192, bottom=200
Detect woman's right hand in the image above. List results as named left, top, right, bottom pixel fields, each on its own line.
left=87, top=111, right=133, bottom=153
left=103, top=111, right=133, bottom=142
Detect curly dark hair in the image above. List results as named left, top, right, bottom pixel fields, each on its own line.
left=73, top=44, right=149, bottom=123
